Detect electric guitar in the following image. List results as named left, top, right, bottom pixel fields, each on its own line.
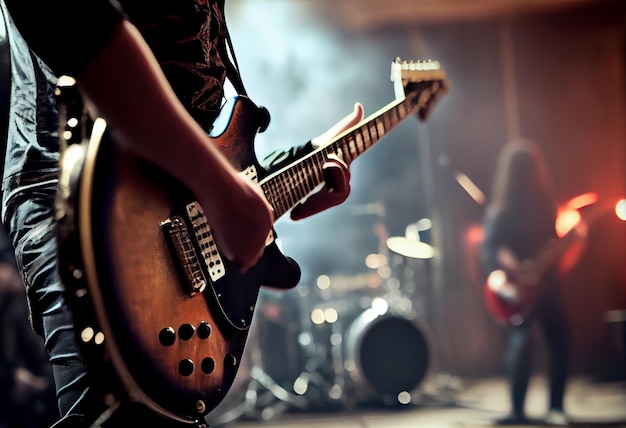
left=483, top=197, right=618, bottom=327
left=55, top=58, right=448, bottom=423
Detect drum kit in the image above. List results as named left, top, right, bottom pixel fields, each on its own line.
left=206, top=218, right=438, bottom=425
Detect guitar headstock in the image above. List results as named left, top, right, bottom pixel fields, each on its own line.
left=391, top=57, right=449, bottom=121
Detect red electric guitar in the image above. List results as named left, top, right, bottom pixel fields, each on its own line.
left=483, top=197, right=620, bottom=327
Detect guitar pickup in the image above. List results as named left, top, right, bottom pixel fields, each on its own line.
left=160, top=215, right=207, bottom=296
left=185, top=202, right=226, bottom=282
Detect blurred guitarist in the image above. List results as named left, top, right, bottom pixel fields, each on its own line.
left=0, top=1, right=364, bottom=427
left=480, top=139, right=576, bottom=426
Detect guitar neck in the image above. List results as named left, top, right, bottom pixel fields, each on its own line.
left=261, top=92, right=421, bottom=220
left=532, top=231, right=577, bottom=279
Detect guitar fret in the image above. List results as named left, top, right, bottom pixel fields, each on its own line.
left=284, top=171, right=293, bottom=205
left=278, top=176, right=290, bottom=217
left=277, top=185, right=286, bottom=211
left=314, top=159, right=322, bottom=188
left=302, top=165, right=312, bottom=196
left=288, top=170, right=299, bottom=204
left=296, top=168, right=306, bottom=200
left=264, top=187, right=275, bottom=210
left=344, top=137, right=354, bottom=162
left=364, top=128, right=371, bottom=150
left=376, top=120, right=385, bottom=140
left=347, top=137, right=356, bottom=159
left=292, top=167, right=305, bottom=202
left=285, top=172, right=294, bottom=200
left=282, top=175, right=294, bottom=211
left=265, top=181, right=276, bottom=208
left=273, top=188, right=285, bottom=218
left=395, top=104, right=403, bottom=125
left=399, top=103, right=408, bottom=120
left=386, top=111, right=395, bottom=132
left=301, top=163, right=311, bottom=196
left=281, top=173, right=292, bottom=211
left=380, top=116, right=388, bottom=138
left=298, top=175, right=307, bottom=199
left=306, top=156, right=318, bottom=194
left=356, top=132, right=364, bottom=153
left=304, top=157, right=315, bottom=192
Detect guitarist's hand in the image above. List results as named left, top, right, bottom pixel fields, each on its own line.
left=291, top=103, right=364, bottom=221
left=518, top=260, right=539, bottom=287
left=207, top=174, right=274, bottom=273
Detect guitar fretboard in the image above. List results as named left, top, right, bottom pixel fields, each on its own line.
left=260, top=84, right=436, bottom=220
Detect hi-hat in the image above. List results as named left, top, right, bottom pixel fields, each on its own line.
left=386, top=236, right=434, bottom=259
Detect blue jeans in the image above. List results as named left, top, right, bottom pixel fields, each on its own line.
left=2, top=178, right=107, bottom=427
left=0, top=4, right=101, bottom=420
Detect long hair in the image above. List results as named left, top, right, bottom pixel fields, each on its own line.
left=489, top=138, right=556, bottom=216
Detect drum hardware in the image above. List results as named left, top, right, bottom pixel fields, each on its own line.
left=207, top=271, right=435, bottom=425
left=386, top=218, right=435, bottom=260
left=386, top=237, right=435, bottom=260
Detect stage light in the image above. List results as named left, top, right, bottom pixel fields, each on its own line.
left=80, top=327, right=94, bottom=343
left=324, top=308, right=338, bottom=323
left=555, top=208, right=581, bottom=238
left=398, top=391, right=412, bottom=405
left=311, top=308, right=325, bottom=325
left=316, top=274, right=331, bottom=290
left=616, top=199, right=626, bottom=221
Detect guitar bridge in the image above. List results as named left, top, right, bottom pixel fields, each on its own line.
left=160, top=215, right=208, bottom=295
left=161, top=201, right=228, bottom=297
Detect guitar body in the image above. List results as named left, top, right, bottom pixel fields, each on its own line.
left=56, top=96, right=300, bottom=422
left=483, top=272, right=538, bottom=327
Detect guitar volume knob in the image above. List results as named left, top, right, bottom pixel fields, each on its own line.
left=159, top=327, right=176, bottom=346
left=201, top=357, right=215, bottom=374
left=178, top=359, right=195, bottom=376
left=197, top=322, right=211, bottom=339
left=224, top=354, right=237, bottom=369
left=178, top=323, right=195, bottom=341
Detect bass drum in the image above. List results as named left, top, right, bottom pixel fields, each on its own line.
left=343, top=308, right=430, bottom=405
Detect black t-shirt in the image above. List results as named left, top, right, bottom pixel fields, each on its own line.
left=4, top=0, right=229, bottom=127
left=122, top=0, right=229, bottom=126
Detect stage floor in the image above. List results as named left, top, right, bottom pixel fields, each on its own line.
left=204, top=376, right=626, bottom=428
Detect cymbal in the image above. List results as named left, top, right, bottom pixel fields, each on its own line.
left=386, top=236, right=434, bottom=259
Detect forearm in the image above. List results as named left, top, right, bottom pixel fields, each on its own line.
left=77, top=21, right=238, bottom=208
